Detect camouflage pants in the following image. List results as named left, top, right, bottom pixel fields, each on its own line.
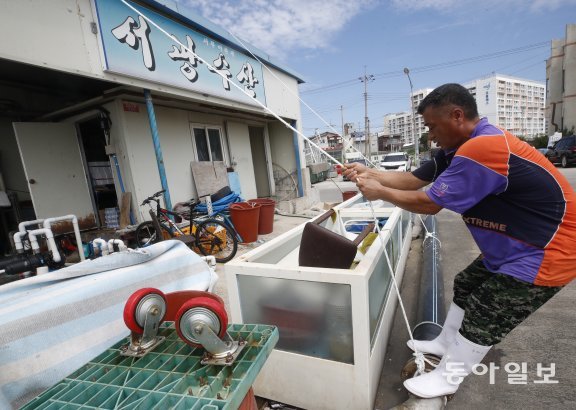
left=453, top=256, right=564, bottom=346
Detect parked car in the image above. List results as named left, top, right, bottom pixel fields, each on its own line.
left=380, top=152, right=411, bottom=172
left=537, top=147, right=549, bottom=155
left=545, top=135, right=576, bottom=168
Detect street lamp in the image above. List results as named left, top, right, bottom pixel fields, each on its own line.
left=403, top=67, right=419, bottom=167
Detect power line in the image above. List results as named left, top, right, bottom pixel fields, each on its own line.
left=301, top=41, right=548, bottom=95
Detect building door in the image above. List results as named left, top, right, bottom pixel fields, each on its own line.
left=77, top=118, right=119, bottom=227
left=248, top=126, right=271, bottom=198
left=13, top=122, right=96, bottom=228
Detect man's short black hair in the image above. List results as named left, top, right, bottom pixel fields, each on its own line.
left=417, top=83, right=479, bottom=119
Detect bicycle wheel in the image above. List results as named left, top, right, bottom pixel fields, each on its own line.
left=135, top=221, right=160, bottom=247
left=194, top=219, right=238, bottom=263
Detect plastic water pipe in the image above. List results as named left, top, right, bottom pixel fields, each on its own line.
left=412, top=215, right=445, bottom=341
left=107, top=239, right=127, bottom=253
left=43, top=215, right=85, bottom=261
left=13, top=231, right=27, bottom=253
left=16, top=219, right=45, bottom=253
left=92, top=239, right=109, bottom=256
left=18, top=219, right=45, bottom=234
left=27, top=228, right=62, bottom=263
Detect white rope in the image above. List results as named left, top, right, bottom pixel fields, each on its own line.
left=221, top=29, right=378, bottom=168
left=417, top=213, right=442, bottom=246
left=361, top=191, right=426, bottom=374
left=219, top=24, right=379, bottom=196
left=122, top=0, right=426, bottom=374
left=413, top=350, right=440, bottom=376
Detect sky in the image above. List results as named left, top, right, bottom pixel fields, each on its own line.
left=178, top=0, right=576, bottom=137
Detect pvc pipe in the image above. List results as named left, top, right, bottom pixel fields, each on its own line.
left=36, top=266, right=49, bottom=275
left=16, top=219, right=45, bottom=252
left=13, top=231, right=27, bottom=253
left=18, top=219, right=45, bottom=234
left=144, top=89, right=172, bottom=211
left=107, top=239, right=127, bottom=253
left=27, top=228, right=61, bottom=263
left=43, top=215, right=85, bottom=261
left=412, top=215, right=445, bottom=341
left=0, top=253, right=26, bottom=270
left=92, top=238, right=109, bottom=256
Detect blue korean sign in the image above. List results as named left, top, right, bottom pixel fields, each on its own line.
left=93, top=0, right=266, bottom=106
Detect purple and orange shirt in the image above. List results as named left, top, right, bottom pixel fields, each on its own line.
left=426, top=118, right=576, bottom=287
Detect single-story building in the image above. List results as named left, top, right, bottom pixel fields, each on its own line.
left=0, top=0, right=307, bottom=245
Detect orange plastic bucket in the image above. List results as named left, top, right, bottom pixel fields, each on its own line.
left=230, top=202, right=261, bottom=243
left=248, top=198, right=276, bottom=235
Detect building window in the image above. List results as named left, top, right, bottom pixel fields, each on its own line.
left=192, top=126, right=225, bottom=162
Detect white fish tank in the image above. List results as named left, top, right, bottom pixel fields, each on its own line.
left=225, top=195, right=412, bottom=410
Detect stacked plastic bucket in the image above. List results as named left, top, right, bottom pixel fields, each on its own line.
left=229, top=198, right=275, bottom=243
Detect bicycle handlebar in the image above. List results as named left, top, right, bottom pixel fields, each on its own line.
left=141, top=189, right=166, bottom=206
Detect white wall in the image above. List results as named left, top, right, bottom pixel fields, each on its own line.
left=268, top=120, right=311, bottom=195
left=0, top=0, right=98, bottom=74
left=473, top=79, right=497, bottom=124
left=118, top=100, right=263, bottom=218
left=120, top=102, right=189, bottom=215
left=268, top=121, right=296, bottom=173
left=263, top=68, right=301, bottom=120
left=226, top=122, right=257, bottom=200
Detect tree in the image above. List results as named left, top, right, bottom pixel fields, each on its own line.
left=531, top=134, right=549, bottom=149
left=419, top=132, right=429, bottom=152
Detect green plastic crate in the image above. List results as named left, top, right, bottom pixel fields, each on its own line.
left=22, top=323, right=278, bottom=410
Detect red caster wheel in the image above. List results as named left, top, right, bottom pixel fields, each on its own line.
left=123, top=288, right=167, bottom=334
left=164, top=290, right=226, bottom=321
left=175, top=296, right=228, bottom=347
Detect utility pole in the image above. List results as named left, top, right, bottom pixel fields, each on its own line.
left=404, top=67, right=419, bottom=168
left=340, top=105, right=345, bottom=163
left=360, top=67, right=375, bottom=159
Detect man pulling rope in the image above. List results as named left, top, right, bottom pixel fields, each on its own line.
left=344, top=83, right=576, bottom=399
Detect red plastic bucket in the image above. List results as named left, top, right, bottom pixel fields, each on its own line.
left=230, top=202, right=261, bottom=243
left=342, top=190, right=358, bottom=201
left=248, top=198, right=276, bottom=235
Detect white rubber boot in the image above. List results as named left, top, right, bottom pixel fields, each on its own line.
left=407, top=302, right=465, bottom=356
left=403, top=332, right=492, bottom=398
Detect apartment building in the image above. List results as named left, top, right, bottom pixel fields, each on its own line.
left=383, top=76, right=545, bottom=148
left=383, top=112, right=412, bottom=147
left=465, top=74, right=546, bottom=138
left=383, top=89, right=433, bottom=147
left=410, top=88, right=434, bottom=141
